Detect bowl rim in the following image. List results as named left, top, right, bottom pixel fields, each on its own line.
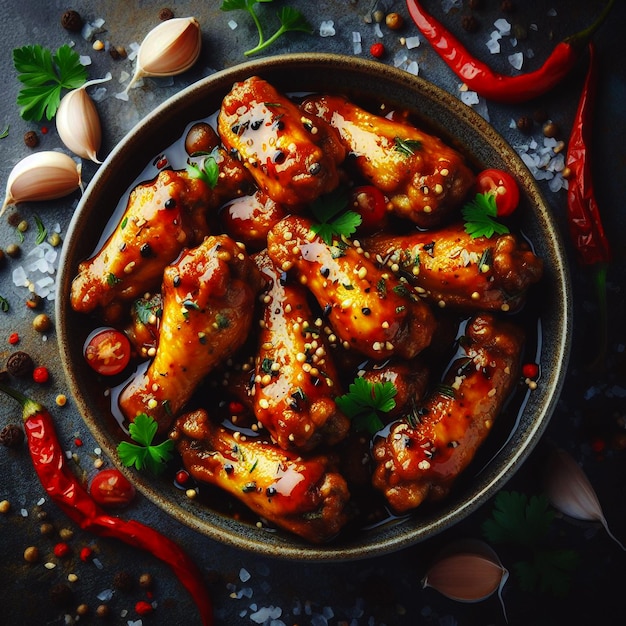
left=56, top=52, right=572, bottom=561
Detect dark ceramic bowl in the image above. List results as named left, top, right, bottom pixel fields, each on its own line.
left=56, top=53, right=572, bottom=561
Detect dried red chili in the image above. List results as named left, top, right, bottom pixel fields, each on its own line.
left=405, top=0, right=614, bottom=103
left=565, top=42, right=611, bottom=368
left=0, top=382, right=213, bottom=626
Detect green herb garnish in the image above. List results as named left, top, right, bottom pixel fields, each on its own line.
left=13, top=44, right=88, bottom=121
left=187, top=149, right=220, bottom=189
left=34, top=215, right=47, bottom=245
left=394, top=137, right=422, bottom=156
left=309, top=187, right=362, bottom=245
left=220, top=0, right=312, bottom=57
left=0, top=126, right=9, bottom=139
left=0, top=296, right=10, bottom=313
left=117, top=413, right=175, bottom=475
left=462, top=192, right=510, bottom=239
left=336, top=376, right=397, bottom=434
left=482, top=490, right=579, bottom=596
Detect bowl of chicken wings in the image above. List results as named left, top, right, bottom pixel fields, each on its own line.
left=57, top=53, right=571, bottom=559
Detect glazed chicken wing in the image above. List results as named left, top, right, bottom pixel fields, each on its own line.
left=302, top=95, right=475, bottom=228
left=119, top=235, right=264, bottom=435
left=372, top=314, right=524, bottom=513
left=252, top=251, right=350, bottom=451
left=365, top=222, right=544, bottom=312
left=267, top=215, right=436, bottom=361
left=170, top=408, right=351, bottom=543
left=218, top=76, right=346, bottom=207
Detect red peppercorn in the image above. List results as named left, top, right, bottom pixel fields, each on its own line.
left=8, top=333, right=19, bottom=345
left=41, top=127, right=48, bottom=135
left=79, top=546, right=93, bottom=562
left=522, top=363, right=539, bottom=379
left=54, top=542, right=71, bottom=558
left=370, top=42, right=385, bottom=58
left=228, top=401, right=244, bottom=415
left=175, top=470, right=190, bottom=486
left=74, top=438, right=83, bottom=447
left=33, top=366, right=50, bottom=384
left=135, top=600, right=153, bottom=616
left=591, top=437, right=606, bottom=454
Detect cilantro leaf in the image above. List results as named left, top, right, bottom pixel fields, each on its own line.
left=514, top=548, right=579, bottom=597
left=13, top=44, right=88, bottom=121
left=462, top=192, right=510, bottom=239
left=187, top=148, right=220, bottom=188
left=336, top=376, right=397, bottom=434
left=117, top=413, right=175, bottom=475
left=310, top=187, right=362, bottom=245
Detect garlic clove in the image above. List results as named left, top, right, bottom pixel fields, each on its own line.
left=544, top=447, right=626, bottom=550
left=126, top=17, right=202, bottom=93
left=56, top=74, right=111, bottom=163
left=422, top=539, right=508, bottom=617
left=2, top=151, right=82, bottom=216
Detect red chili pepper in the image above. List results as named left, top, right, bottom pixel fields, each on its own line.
left=0, top=382, right=213, bottom=626
left=565, top=42, right=611, bottom=370
left=405, top=0, right=614, bottom=103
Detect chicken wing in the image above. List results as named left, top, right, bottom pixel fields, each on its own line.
left=302, top=95, right=475, bottom=228
left=119, top=235, right=264, bottom=435
left=365, top=222, right=543, bottom=312
left=170, top=408, right=351, bottom=543
left=252, top=251, right=350, bottom=451
left=267, top=215, right=436, bottom=361
left=372, top=314, right=524, bottom=513
left=217, top=76, right=346, bottom=207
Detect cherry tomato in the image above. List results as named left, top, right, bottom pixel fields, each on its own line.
left=350, top=185, right=388, bottom=234
left=84, top=327, right=131, bottom=376
left=475, top=168, right=520, bottom=217
left=89, top=468, right=136, bottom=508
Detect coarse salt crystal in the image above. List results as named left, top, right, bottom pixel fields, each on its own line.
left=240, top=567, right=251, bottom=582
left=494, top=18, right=511, bottom=35
left=20, top=508, right=28, bottom=517
left=393, top=50, right=409, bottom=68
left=319, top=20, right=335, bottom=37
left=406, top=60, right=419, bottom=76
left=115, top=90, right=130, bottom=101
left=461, top=90, right=479, bottom=105
left=405, top=35, right=420, bottom=49
left=508, top=52, right=524, bottom=70
left=79, top=55, right=92, bottom=66
left=486, top=33, right=501, bottom=54
left=228, top=19, right=238, bottom=30
left=547, top=8, right=557, bottom=17
left=91, top=87, right=108, bottom=102
left=374, top=23, right=383, bottom=38
left=352, top=32, right=362, bottom=54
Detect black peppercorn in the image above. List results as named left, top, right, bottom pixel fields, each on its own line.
left=113, top=570, right=134, bottom=592
left=159, top=7, right=175, bottom=20
left=516, top=115, right=533, bottom=134
left=6, top=351, right=34, bottom=378
left=0, top=424, right=24, bottom=448
left=60, top=9, right=83, bottom=32
left=23, top=131, right=39, bottom=148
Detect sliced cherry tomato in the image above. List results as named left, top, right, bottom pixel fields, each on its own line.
left=475, top=168, right=520, bottom=217
left=350, top=185, right=388, bottom=234
left=84, top=327, right=131, bottom=376
left=89, top=468, right=136, bottom=508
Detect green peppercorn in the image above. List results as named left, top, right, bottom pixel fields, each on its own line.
left=17, top=220, right=28, bottom=233
left=5, top=243, right=20, bottom=258
left=48, top=232, right=62, bottom=247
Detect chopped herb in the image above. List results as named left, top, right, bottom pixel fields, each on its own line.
left=309, top=187, right=362, bottom=245
left=436, top=384, right=456, bottom=399
left=0, top=296, right=10, bottom=313
left=215, top=312, right=230, bottom=329
left=376, top=277, right=387, bottom=298
left=120, top=216, right=128, bottom=229
left=482, top=490, right=579, bottom=597
left=0, top=126, right=9, bottom=139
left=394, top=137, right=422, bottom=156
left=462, top=192, right=510, bottom=239
left=117, top=413, right=175, bottom=475
left=134, top=295, right=161, bottom=325
left=261, top=357, right=274, bottom=375
left=336, top=376, right=397, bottom=435
left=220, top=0, right=313, bottom=57
left=34, top=215, right=47, bottom=245
left=392, top=284, right=411, bottom=298
left=13, top=44, right=88, bottom=121
left=106, top=273, right=121, bottom=286
left=187, top=148, right=220, bottom=189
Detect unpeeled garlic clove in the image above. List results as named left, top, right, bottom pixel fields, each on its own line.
left=56, top=74, right=111, bottom=163
left=422, top=539, right=508, bottom=617
left=544, top=447, right=626, bottom=550
left=1, top=151, right=82, bottom=216
left=126, top=17, right=202, bottom=93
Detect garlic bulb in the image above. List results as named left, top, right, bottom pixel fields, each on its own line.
left=422, top=540, right=508, bottom=617
left=1, top=151, right=82, bottom=216
left=544, top=447, right=626, bottom=550
left=56, top=74, right=111, bottom=163
left=126, top=17, right=202, bottom=93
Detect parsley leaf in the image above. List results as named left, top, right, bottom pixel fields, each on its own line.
left=336, top=376, right=397, bottom=434
left=310, top=187, right=362, bottom=245
left=117, top=413, right=175, bottom=475
left=13, top=44, right=88, bottom=121
left=187, top=148, right=220, bottom=188
left=462, top=192, right=510, bottom=239
left=220, top=1, right=312, bottom=57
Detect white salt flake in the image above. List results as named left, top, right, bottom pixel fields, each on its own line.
left=91, top=87, right=108, bottom=102
left=20, top=508, right=28, bottom=517
left=115, top=90, right=130, bottom=101
left=352, top=31, right=362, bottom=54
left=547, top=8, right=557, bottom=17
left=494, top=18, right=511, bottom=35
left=97, top=589, right=114, bottom=602
left=406, top=60, right=419, bottom=76
left=119, top=70, right=130, bottom=83
left=393, top=49, right=409, bottom=68
left=228, top=19, right=238, bottom=30
left=79, top=55, right=92, bottom=66
left=12, top=266, right=28, bottom=287
left=374, top=23, right=384, bottom=38
left=405, top=35, right=421, bottom=49
left=508, top=52, right=524, bottom=70
left=460, top=90, right=479, bottom=105
left=239, top=568, right=251, bottom=582
left=319, top=20, right=335, bottom=37
left=250, top=606, right=282, bottom=624
left=486, top=33, right=501, bottom=54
